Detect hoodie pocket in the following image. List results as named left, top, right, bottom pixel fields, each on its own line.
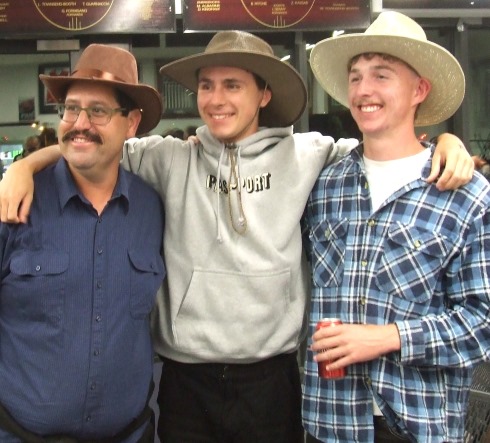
left=310, top=218, right=348, bottom=288
left=173, top=268, right=291, bottom=359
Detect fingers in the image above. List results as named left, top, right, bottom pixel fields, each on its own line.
left=18, top=195, right=33, bottom=224
left=426, top=151, right=442, bottom=184
left=435, top=154, right=474, bottom=191
left=0, top=187, right=30, bottom=223
left=427, top=149, right=474, bottom=191
left=0, top=193, right=18, bottom=223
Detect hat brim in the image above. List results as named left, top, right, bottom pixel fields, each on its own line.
left=160, top=51, right=307, bottom=128
left=39, top=75, right=163, bottom=135
left=310, top=34, right=465, bottom=126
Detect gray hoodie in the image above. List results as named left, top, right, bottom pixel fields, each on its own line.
left=122, top=125, right=356, bottom=363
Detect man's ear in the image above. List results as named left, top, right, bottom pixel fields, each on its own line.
left=126, top=109, right=143, bottom=138
left=260, top=88, right=272, bottom=109
left=415, top=77, right=432, bottom=105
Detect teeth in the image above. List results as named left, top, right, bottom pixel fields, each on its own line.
left=360, top=105, right=380, bottom=113
left=211, top=114, right=229, bottom=120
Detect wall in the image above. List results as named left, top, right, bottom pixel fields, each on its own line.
left=0, top=53, right=203, bottom=148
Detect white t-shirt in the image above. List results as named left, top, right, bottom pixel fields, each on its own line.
left=364, top=149, right=431, bottom=212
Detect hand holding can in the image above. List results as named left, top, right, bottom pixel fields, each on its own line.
left=315, top=318, right=346, bottom=379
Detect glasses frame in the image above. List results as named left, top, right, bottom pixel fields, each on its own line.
left=57, top=104, right=128, bottom=126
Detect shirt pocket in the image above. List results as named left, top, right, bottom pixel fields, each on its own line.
left=128, top=249, right=165, bottom=319
left=8, top=250, right=69, bottom=323
left=375, top=223, right=453, bottom=304
left=309, top=218, right=348, bottom=288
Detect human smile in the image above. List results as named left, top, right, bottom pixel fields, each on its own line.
left=359, top=104, right=382, bottom=113
left=210, top=112, right=234, bottom=120
left=62, top=130, right=102, bottom=144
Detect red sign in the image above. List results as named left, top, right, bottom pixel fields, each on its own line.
left=183, top=0, right=370, bottom=31
left=0, top=0, right=174, bottom=36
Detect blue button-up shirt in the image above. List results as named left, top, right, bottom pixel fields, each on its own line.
left=0, top=159, right=165, bottom=441
left=302, top=146, right=490, bottom=443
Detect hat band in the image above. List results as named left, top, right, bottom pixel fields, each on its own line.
left=71, top=68, right=127, bottom=84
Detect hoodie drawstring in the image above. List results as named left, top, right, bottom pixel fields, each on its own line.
left=214, top=143, right=248, bottom=242
left=226, top=143, right=247, bottom=235
left=215, top=144, right=226, bottom=243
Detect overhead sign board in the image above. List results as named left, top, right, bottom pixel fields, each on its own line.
left=183, top=0, right=371, bottom=31
left=0, top=0, right=175, bottom=37
left=384, top=0, right=490, bottom=7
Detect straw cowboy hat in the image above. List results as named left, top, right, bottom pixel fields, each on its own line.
left=39, top=44, right=163, bottom=134
left=160, top=31, right=307, bottom=128
left=310, top=11, right=465, bottom=126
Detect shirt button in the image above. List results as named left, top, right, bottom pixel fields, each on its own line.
left=96, top=281, right=102, bottom=289
left=360, top=297, right=367, bottom=305
left=35, top=265, right=41, bottom=271
left=367, top=219, right=375, bottom=227
left=86, top=415, right=92, bottom=422
left=97, top=248, right=103, bottom=255
left=324, top=229, right=331, bottom=239
left=95, top=315, right=101, bottom=322
left=361, top=260, right=368, bottom=267
left=90, top=382, right=96, bottom=391
left=93, top=349, right=100, bottom=356
left=414, top=240, right=422, bottom=249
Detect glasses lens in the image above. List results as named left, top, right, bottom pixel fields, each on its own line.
left=58, top=104, right=79, bottom=123
left=90, top=107, right=111, bottom=125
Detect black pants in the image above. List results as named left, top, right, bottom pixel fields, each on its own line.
left=157, top=353, right=304, bottom=443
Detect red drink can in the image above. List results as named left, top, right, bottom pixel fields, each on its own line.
left=315, top=318, right=346, bottom=379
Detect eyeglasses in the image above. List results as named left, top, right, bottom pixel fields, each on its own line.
left=57, top=104, right=128, bottom=126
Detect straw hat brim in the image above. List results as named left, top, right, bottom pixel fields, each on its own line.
left=39, top=75, right=163, bottom=135
left=160, top=51, right=307, bottom=128
left=310, top=34, right=465, bottom=126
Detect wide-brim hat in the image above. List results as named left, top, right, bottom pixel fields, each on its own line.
left=310, top=11, right=465, bottom=126
left=39, top=44, right=163, bottom=135
left=159, top=31, right=307, bottom=128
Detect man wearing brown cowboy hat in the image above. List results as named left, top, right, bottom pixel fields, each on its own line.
left=0, top=44, right=165, bottom=442
left=303, top=11, right=490, bottom=443
left=0, top=31, right=473, bottom=442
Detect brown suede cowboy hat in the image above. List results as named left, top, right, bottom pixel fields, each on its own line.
left=159, top=31, right=307, bottom=128
left=310, top=11, right=465, bottom=126
left=39, top=44, right=163, bottom=134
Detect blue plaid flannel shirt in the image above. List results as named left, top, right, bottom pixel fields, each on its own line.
left=302, top=145, right=490, bottom=443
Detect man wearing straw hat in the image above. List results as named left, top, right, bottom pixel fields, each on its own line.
left=0, top=44, right=165, bottom=442
left=0, top=31, right=472, bottom=442
left=304, top=11, right=490, bottom=443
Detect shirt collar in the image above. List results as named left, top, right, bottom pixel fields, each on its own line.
left=54, top=158, right=130, bottom=212
left=351, top=141, right=434, bottom=181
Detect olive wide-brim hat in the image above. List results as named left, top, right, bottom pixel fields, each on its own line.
left=39, top=44, right=163, bottom=135
left=160, top=31, right=307, bottom=128
left=310, top=11, right=465, bottom=127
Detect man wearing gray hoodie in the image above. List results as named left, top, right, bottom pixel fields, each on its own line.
left=0, top=31, right=472, bottom=443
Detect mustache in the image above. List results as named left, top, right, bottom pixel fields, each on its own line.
left=62, top=129, right=102, bottom=144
